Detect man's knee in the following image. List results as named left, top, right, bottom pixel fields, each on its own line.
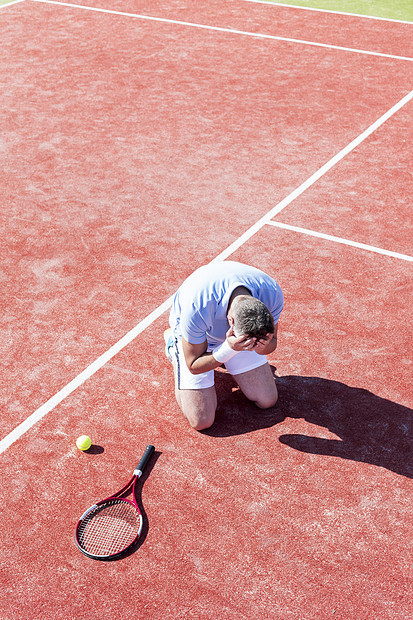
left=190, top=414, right=215, bottom=431
left=232, top=363, right=278, bottom=410
left=184, top=405, right=216, bottom=431
left=254, top=389, right=278, bottom=410
left=249, top=375, right=278, bottom=409
left=176, top=387, right=217, bottom=431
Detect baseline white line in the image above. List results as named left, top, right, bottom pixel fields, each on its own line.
left=266, top=221, right=413, bottom=261
left=30, top=0, right=413, bottom=62
left=0, top=0, right=26, bottom=9
left=243, top=0, right=413, bottom=26
left=1, top=90, right=412, bottom=454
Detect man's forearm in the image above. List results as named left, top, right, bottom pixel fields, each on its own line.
left=183, top=327, right=278, bottom=375
left=188, top=338, right=277, bottom=374
left=188, top=351, right=223, bottom=374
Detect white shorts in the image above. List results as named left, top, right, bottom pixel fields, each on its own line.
left=171, top=337, right=268, bottom=391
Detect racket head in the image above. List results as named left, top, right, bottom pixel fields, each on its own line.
left=75, top=445, right=155, bottom=560
left=75, top=497, right=142, bottom=560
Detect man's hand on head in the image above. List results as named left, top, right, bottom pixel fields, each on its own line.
left=226, top=326, right=258, bottom=352
left=252, top=333, right=274, bottom=355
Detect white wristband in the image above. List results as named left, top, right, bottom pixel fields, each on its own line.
left=212, top=340, right=239, bottom=363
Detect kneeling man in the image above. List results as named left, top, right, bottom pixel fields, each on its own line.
left=165, top=261, right=284, bottom=430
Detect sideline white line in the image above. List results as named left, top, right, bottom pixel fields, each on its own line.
left=1, top=93, right=412, bottom=454
left=0, top=297, right=173, bottom=454
left=243, top=0, right=413, bottom=26
left=30, top=0, right=413, bottom=62
left=266, top=221, right=413, bottom=261
left=212, top=89, right=413, bottom=262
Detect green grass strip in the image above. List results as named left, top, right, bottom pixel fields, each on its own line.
left=1, top=0, right=412, bottom=20
left=261, top=1, right=413, bottom=22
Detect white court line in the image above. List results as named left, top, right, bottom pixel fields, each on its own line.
left=267, top=221, right=413, bottom=261
left=0, top=95, right=412, bottom=455
left=211, top=89, right=413, bottom=263
left=0, top=297, right=174, bottom=454
left=0, top=0, right=26, bottom=9
left=243, top=0, right=413, bottom=26
left=30, top=0, right=413, bottom=62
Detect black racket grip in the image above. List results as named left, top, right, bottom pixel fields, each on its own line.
left=134, top=444, right=155, bottom=477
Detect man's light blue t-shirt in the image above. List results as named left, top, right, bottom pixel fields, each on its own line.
left=169, top=261, right=284, bottom=348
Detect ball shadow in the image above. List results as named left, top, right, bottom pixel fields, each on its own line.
left=85, top=444, right=104, bottom=455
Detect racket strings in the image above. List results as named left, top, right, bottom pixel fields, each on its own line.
left=77, top=499, right=142, bottom=557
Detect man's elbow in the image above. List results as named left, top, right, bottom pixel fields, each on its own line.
left=187, top=363, right=202, bottom=375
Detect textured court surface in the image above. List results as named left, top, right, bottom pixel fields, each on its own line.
left=0, top=1, right=412, bottom=618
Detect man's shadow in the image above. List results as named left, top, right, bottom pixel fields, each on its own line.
left=206, top=368, right=412, bottom=479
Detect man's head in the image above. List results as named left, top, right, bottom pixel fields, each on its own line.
left=228, top=295, right=274, bottom=340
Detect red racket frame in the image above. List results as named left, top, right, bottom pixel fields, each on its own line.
left=75, top=444, right=154, bottom=560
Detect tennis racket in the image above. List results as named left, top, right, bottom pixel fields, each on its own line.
left=75, top=444, right=155, bottom=560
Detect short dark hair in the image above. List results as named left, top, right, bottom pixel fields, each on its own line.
left=232, top=297, right=274, bottom=339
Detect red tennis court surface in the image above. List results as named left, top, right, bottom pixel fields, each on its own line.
left=1, top=1, right=412, bottom=618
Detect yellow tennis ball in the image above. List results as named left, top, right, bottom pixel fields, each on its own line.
left=76, top=435, right=92, bottom=451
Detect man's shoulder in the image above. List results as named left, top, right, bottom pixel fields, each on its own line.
left=178, top=261, right=277, bottom=303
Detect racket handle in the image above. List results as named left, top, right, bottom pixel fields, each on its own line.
left=134, top=444, right=155, bottom=477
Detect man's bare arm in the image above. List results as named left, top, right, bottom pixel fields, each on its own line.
left=182, top=338, right=220, bottom=375
left=182, top=328, right=260, bottom=375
